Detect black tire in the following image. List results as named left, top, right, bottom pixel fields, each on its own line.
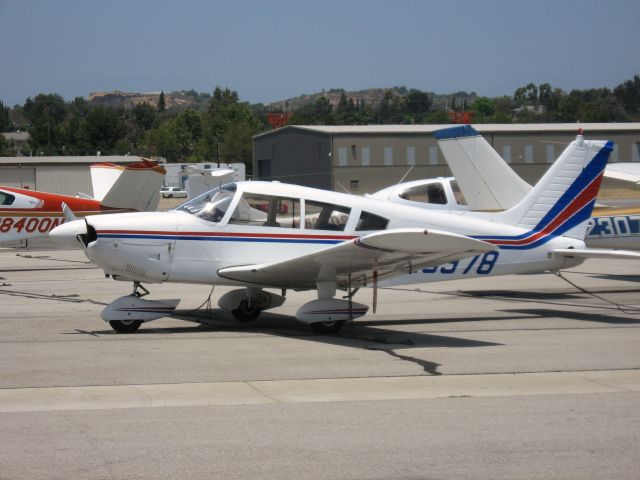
left=109, top=319, right=143, bottom=333
left=231, top=300, right=262, bottom=322
left=310, top=320, right=345, bottom=334
left=167, top=194, right=173, bottom=198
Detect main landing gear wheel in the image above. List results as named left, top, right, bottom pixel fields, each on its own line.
left=231, top=300, right=262, bottom=322
left=109, top=319, right=143, bottom=333
left=311, top=320, right=345, bottom=334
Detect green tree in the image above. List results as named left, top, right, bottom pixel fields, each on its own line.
left=406, top=91, right=432, bottom=119
left=421, top=109, right=450, bottom=124
left=0, top=133, right=11, bottom=156
left=24, top=93, right=67, bottom=154
left=84, top=106, right=127, bottom=154
left=335, top=93, right=360, bottom=125
left=290, top=96, right=335, bottom=125
left=158, top=91, right=166, bottom=112
left=133, top=102, right=157, bottom=131
left=0, top=100, right=13, bottom=132
left=143, top=122, right=179, bottom=161
left=200, top=86, right=261, bottom=169
left=171, top=109, right=202, bottom=160
left=471, top=97, right=495, bottom=121
left=614, top=75, right=640, bottom=116
left=377, top=91, right=407, bottom=123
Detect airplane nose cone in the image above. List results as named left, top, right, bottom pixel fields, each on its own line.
left=49, top=219, right=88, bottom=248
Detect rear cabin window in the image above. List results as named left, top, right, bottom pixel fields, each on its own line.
left=229, top=193, right=301, bottom=228
left=304, top=200, right=351, bottom=231
left=398, top=182, right=448, bottom=205
left=450, top=180, right=467, bottom=206
left=0, top=192, right=15, bottom=206
left=356, top=211, right=389, bottom=231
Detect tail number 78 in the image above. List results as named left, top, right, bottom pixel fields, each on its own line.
left=422, top=251, right=499, bottom=275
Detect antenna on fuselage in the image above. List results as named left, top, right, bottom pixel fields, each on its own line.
left=397, top=165, right=415, bottom=185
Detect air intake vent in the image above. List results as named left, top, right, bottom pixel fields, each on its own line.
left=124, top=263, right=147, bottom=279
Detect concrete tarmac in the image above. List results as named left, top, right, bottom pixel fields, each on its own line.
left=0, top=243, right=639, bottom=479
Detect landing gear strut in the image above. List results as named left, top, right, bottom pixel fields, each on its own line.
left=132, top=281, right=149, bottom=298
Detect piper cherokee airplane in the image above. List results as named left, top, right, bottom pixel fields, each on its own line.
left=401, top=124, right=640, bottom=251
left=0, top=159, right=165, bottom=244
left=50, top=134, right=612, bottom=334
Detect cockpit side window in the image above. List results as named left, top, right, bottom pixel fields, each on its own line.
left=356, top=211, right=389, bottom=231
left=176, top=183, right=237, bottom=223
left=229, top=193, right=301, bottom=228
left=398, top=182, right=448, bottom=205
left=305, top=200, right=351, bottom=231
left=0, top=192, right=16, bottom=206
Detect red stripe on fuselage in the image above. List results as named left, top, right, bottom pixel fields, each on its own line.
left=485, top=173, right=603, bottom=246
left=96, top=229, right=358, bottom=240
left=0, top=186, right=118, bottom=214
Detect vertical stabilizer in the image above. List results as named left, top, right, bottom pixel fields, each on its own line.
left=90, top=163, right=124, bottom=201
left=434, top=125, right=532, bottom=210
left=479, top=137, right=613, bottom=248
left=99, top=160, right=166, bottom=211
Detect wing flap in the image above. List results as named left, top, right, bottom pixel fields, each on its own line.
left=218, top=228, right=494, bottom=289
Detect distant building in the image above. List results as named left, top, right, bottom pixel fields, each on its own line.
left=253, top=123, right=640, bottom=193
left=1, top=131, right=30, bottom=155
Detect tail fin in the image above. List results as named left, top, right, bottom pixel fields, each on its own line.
left=434, top=125, right=531, bottom=210
left=482, top=136, right=613, bottom=248
left=93, top=159, right=166, bottom=212
left=90, top=163, right=124, bottom=201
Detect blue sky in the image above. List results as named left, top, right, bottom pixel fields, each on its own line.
left=1, top=0, right=638, bottom=106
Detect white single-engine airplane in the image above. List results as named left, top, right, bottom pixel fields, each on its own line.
left=51, top=135, right=612, bottom=334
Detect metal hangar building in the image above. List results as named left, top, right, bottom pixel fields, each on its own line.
left=0, top=156, right=144, bottom=196
left=252, top=123, right=640, bottom=193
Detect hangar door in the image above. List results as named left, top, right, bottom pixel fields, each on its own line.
left=0, top=167, right=36, bottom=189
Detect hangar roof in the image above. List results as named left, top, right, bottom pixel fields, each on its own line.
left=0, top=156, right=142, bottom=166
left=255, top=123, right=640, bottom=138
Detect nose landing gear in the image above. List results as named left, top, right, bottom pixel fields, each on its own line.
left=101, top=282, right=181, bottom=333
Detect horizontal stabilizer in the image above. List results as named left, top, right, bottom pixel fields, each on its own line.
left=553, top=248, right=640, bottom=260
left=604, top=163, right=640, bottom=185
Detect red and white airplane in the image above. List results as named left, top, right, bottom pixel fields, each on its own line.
left=51, top=135, right=617, bottom=334
left=0, top=159, right=165, bottom=244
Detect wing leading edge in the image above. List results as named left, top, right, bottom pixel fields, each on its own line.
left=217, top=228, right=495, bottom=290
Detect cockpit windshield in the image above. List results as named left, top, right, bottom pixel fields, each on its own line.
left=176, top=183, right=237, bottom=223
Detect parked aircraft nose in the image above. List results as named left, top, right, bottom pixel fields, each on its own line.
left=49, top=219, right=89, bottom=249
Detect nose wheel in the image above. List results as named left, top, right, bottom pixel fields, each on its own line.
left=109, top=319, right=142, bottom=333
left=106, top=282, right=149, bottom=333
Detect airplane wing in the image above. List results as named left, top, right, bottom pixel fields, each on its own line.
left=604, top=163, right=640, bottom=185
left=553, top=248, right=640, bottom=260
left=217, top=228, right=495, bottom=290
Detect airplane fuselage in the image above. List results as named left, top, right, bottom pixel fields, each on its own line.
left=68, top=181, right=583, bottom=289
left=0, top=186, right=119, bottom=243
